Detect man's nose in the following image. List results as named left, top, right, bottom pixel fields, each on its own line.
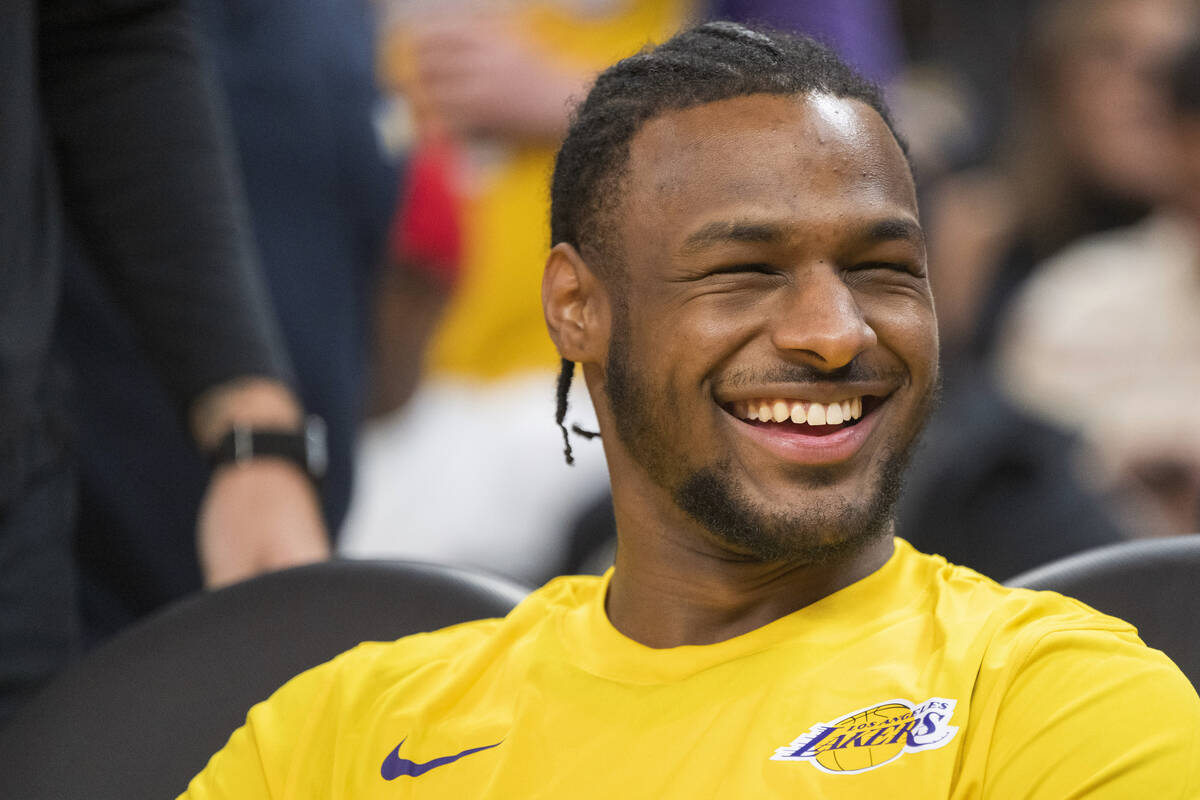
left=770, top=266, right=877, bottom=370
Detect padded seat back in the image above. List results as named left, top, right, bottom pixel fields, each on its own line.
left=0, top=559, right=529, bottom=799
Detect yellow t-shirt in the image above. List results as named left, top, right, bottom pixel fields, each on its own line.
left=180, top=539, right=1200, bottom=798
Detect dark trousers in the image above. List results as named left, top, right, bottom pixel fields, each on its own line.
left=0, top=428, right=79, bottom=726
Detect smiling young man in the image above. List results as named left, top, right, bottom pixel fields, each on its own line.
left=181, top=23, right=1200, bottom=799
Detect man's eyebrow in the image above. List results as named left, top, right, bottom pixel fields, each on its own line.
left=864, top=217, right=925, bottom=246
left=679, top=220, right=786, bottom=253
left=678, top=217, right=925, bottom=254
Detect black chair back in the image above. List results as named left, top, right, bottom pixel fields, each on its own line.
left=1006, top=535, right=1200, bottom=687
left=0, top=559, right=529, bottom=799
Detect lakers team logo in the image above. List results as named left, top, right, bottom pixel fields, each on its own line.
left=771, top=697, right=959, bottom=775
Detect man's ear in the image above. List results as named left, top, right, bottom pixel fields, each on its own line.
left=542, top=242, right=609, bottom=364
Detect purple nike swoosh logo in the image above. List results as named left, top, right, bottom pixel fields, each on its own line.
left=380, top=737, right=503, bottom=779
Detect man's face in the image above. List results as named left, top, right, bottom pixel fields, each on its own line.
left=598, top=92, right=938, bottom=563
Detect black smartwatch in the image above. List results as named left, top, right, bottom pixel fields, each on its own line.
left=209, top=415, right=328, bottom=487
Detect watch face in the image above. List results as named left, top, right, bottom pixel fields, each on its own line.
left=305, top=415, right=329, bottom=479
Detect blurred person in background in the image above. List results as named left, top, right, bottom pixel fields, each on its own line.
left=996, top=38, right=1200, bottom=538
left=55, top=0, right=398, bottom=645
left=342, top=0, right=691, bottom=584
left=2, top=0, right=328, bottom=721
left=886, top=0, right=1199, bottom=579
left=926, top=0, right=1197, bottom=364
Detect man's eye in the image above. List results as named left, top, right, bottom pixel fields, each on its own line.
left=855, top=261, right=906, bottom=272
left=709, top=263, right=775, bottom=276
left=852, top=261, right=925, bottom=278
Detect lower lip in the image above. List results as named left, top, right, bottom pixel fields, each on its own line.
left=725, top=405, right=883, bottom=466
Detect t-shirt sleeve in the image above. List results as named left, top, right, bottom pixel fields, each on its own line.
left=981, top=626, right=1200, bottom=798
left=177, top=652, right=348, bottom=800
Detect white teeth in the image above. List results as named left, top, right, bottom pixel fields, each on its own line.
left=735, top=396, right=867, bottom=426
left=807, top=403, right=827, bottom=426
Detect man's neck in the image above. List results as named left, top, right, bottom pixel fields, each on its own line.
left=603, top=503, right=894, bottom=649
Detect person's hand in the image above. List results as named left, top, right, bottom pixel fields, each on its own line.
left=197, top=459, right=330, bottom=589
left=408, top=17, right=589, bottom=141
left=189, top=377, right=330, bottom=588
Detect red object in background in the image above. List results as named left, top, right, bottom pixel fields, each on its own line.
left=390, top=137, right=464, bottom=288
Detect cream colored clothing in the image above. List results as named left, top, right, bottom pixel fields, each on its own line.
left=997, top=211, right=1200, bottom=474
left=339, top=373, right=608, bottom=584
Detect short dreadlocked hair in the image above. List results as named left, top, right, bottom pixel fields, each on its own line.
left=550, top=21, right=909, bottom=464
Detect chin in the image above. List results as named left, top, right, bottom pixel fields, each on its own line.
left=673, top=459, right=901, bottom=565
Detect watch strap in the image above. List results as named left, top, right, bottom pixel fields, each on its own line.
left=209, top=416, right=327, bottom=484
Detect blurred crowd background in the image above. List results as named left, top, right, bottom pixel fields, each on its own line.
left=19, top=0, right=1200, bottom=698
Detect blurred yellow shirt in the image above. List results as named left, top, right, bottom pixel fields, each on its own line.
left=424, top=0, right=691, bottom=379
left=180, top=539, right=1200, bottom=798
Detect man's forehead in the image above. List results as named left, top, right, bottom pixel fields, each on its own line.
left=635, top=92, right=882, bottom=146
left=618, top=93, right=917, bottom=248
left=629, top=93, right=906, bottom=184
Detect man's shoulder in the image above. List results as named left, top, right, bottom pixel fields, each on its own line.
left=322, top=572, right=606, bottom=682
left=919, top=546, right=1200, bottom=731
left=904, top=553, right=1200, bottom=797
left=903, top=543, right=1146, bottom=657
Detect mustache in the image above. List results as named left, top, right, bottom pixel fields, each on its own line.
left=721, top=359, right=909, bottom=388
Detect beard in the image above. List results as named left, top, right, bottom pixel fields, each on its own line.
left=604, top=312, right=934, bottom=565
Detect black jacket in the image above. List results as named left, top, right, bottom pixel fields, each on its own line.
left=1, top=0, right=289, bottom=498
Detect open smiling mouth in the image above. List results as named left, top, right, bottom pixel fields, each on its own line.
left=723, top=396, right=886, bottom=437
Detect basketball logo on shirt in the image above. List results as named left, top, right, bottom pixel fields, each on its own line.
left=771, top=697, right=958, bottom=775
